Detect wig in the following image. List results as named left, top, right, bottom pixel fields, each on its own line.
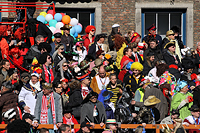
left=114, top=34, right=127, bottom=51
left=14, top=27, right=25, bottom=40
left=85, top=25, right=96, bottom=34
left=9, top=47, right=21, bottom=56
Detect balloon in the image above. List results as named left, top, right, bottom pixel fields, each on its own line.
left=45, top=14, right=53, bottom=22
left=60, top=13, right=65, bottom=17
left=37, top=15, right=45, bottom=23
left=70, top=27, right=76, bottom=35
left=39, top=12, right=47, bottom=17
left=54, top=29, right=61, bottom=34
left=62, top=15, right=71, bottom=24
left=74, top=25, right=82, bottom=34
left=47, top=10, right=54, bottom=15
left=49, top=19, right=57, bottom=27
left=77, top=34, right=81, bottom=38
left=54, top=13, right=62, bottom=22
left=74, top=32, right=78, bottom=38
left=61, top=30, right=64, bottom=35
left=77, top=23, right=82, bottom=28
left=70, top=18, right=78, bottom=26
left=56, top=22, right=64, bottom=30
left=44, top=21, right=48, bottom=24
left=49, top=26, right=56, bottom=34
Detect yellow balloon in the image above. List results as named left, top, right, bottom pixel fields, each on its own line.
left=52, top=38, right=55, bottom=42
left=39, top=12, right=47, bottom=17
left=61, top=30, right=64, bottom=35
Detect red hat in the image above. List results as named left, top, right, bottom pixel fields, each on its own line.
left=130, top=32, right=141, bottom=43
left=85, top=25, right=96, bottom=34
left=61, top=78, right=69, bottom=83
left=191, top=73, right=197, bottom=80
left=33, top=67, right=43, bottom=74
left=169, top=64, right=178, bottom=70
left=147, top=24, right=156, bottom=31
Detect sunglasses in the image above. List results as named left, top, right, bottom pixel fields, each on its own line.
left=47, top=57, right=51, bottom=60
left=91, top=30, right=95, bottom=32
left=91, top=96, right=97, bottom=99
left=63, top=65, right=68, bottom=67
left=60, top=48, right=64, bottom=50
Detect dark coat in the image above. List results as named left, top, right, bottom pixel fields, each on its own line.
left=108, top=35, right=115, bottom=51
left=193, top=86, right=200, bottom=108
left=80, top=100, right=107, bottom=124
left=143, top=47, right=163, bottom=62
left=168, top=68, right=181, bottom=81
left=143, top=61, right=154, bottom=76
left=53, top=54, right=63, bottom=71
left=36, top=23, right=52, bottom=44
left=24, top=45, right=40, bottom=64
left=161, top=38, right=170, bottom=51
left=61, top=34, right=74, bottom=52
left=0, top=90, right=19, bottom=120
left=88, top=43, right=100, bottom=59
left=130, top=53, right=143, bottom=64
left=142, top=34, right=162, bottom=50
left=163, top=51, right=181, bottom=68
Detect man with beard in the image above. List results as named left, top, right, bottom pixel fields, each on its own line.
left=19, top=73, right=42, bottom=115
left=143, top=38, right=163, bottom=62
left=50, top=33, right=66, bottom=56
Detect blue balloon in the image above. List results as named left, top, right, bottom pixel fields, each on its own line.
left=74, top=32, right=78, bottom=38
left=44, top=21, right=48, bottom=24
left=49, top=19, right=57, bottom=27
left=37, top=15, right=45, bottom=23
left=70, top=27, right=76, bottom=35
left=54, top=13, right=62, bottom=22
left=74, top=25, right=82, bottom=34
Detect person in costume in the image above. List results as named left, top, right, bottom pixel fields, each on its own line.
left=162, top=30, right=182, bottom=61
left=90, top=65, right=110, bottom=94
left=170, top=80, right=193, bottom=120
left=163, top=41, right=181, bottom=68
left=123, top=62, right=144, bottom=95
left=88, top=33, right=107, bottom=59
left=108, top=24, right=121, bottom=51
left=50, top=32, right=66, bottom=56
left=102, top=119, right=117, bottom=133
left=38, top=52, right=55, bottom=83
left=73, top=38, right=87, bottom=64
left=77, top=121, right=92, bottom=133
left=80, top=91, right=107, bottom=133
left=63, top=107, right=79, bottom=133
left=183, top=104, right=200, bottom=133
left=18, top=72, right=42, bottom=115
left=60, top=24, right=74, bottom=52
left=120, top=47, right=133, bottom=70
left=82, top=25, right=96, bottom=52
left=102, top=91, right=115, bottom=119
left=142, top=24, right=162, bottom=49
left=33, top=82, right=63, bottom=133
left=129, top=42, right=143, bottom=63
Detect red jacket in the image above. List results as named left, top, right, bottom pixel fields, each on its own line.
left=120, top=56, right=133, bottom=69
left=63, top=115, right=79, bottom=133
left=82, top=34, right=95, bottom=52
left=118, top=69, right=127, bottom=82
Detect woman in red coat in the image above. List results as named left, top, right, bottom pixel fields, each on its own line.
left=120, top=47, right=133, bottom=69
left=63, top=108, right=79, bottom=133
left=8, top=47, right=24, bottom=70
left=82, top=25, right=96, bottom=51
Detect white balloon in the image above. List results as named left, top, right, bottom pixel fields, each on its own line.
left=70, top=18, right=78, bottom=26
left=49, top=26, right=56, bottom=33
left=45, top=14, right=53, bottom=22
left=56, top=22, right=64, bottom=30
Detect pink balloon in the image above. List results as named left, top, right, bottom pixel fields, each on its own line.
left=60, top=13, right=66, bottom=17
left=47, top=10, right=54, bottom=15
left=77, top=23, right=82, bottom=28
left=54, top=29, right=62, bottom=34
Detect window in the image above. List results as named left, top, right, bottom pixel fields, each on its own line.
left=55, top=8, right=95, bottom=35
left=142, top=9, right=186, bottom=45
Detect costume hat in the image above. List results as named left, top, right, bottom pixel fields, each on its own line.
left=166, top=30, right=175, bottom=37
left=42, top=82, right=53, bottom=90
left=130, top=62, right=143, bottom=71
left=106, top=119, right=116, bottom=124
left=147, top=24, right=156, bottom=31
left=130, top=32, right=141, bottom=43
left=102, top=90, right=113, bottom=101
left=80, top=121, right=92, bottom=128
left=60, top=24, right=72, bottom=30
left=2, top=108, right=16, bottom=120
left=189, top=104, right=200, bottom=112
left=63, top=107, right=73, bottom=114
left=164, top=41, right=175, bottom=49
left=126, top=62, right=134, bottom=70
left=144, top=95, right=161, bottom=106
left=79, top=60, right=90, bottom=70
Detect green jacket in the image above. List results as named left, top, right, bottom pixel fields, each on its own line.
left=170, top=92, right=193, bottom=120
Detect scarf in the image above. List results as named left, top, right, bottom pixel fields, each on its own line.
left=29, top=80, right=41, bottom=91
left=43, top=64, right=54, bottom=83
left=40, top=92, right=57, bottom=129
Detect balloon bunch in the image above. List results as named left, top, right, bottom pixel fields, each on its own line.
left=37, top=10, right=82, bottom=38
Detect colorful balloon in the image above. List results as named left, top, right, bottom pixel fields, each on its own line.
left=70, top=18, right=78, bottom=26
left=56, top=22, right=64, bottom=30
left=62, top=15, right=71, bottom=24
left=49, top=26, right=56, bottom=34
left=47, top=10, right=54, bottom=15
left=45, top=14, right=53, bottom=22
left=54, top=13, right=62, bottom=22
left=49, top=19, right=57, bottom=27
left=37, top=15, right=45, bottom=23
left=77, top=23, right=82, bottom=28
left=74, top=25, right=82, bottom=34
left=74, top=32, right=78, bottom=38
left=70, top=27, right=76, bottom=35
left=77, top=34, right=81, bottom=38
left=60, top=13, right=65, bottom=17
left=39, top=12, right=47, bottom=17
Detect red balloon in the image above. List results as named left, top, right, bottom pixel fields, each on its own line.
left=60, top=13, right=65, bottom=17
left=47, top=10, right=54, bottom=15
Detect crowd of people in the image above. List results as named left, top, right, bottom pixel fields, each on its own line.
left=0, top=18, right=200, bottom=133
